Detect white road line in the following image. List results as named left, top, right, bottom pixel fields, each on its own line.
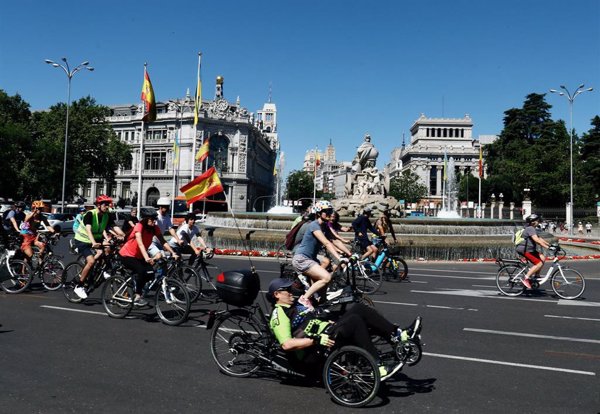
left=423, top=352, right=596, bottom=376
left=545, top=314, right=600, bottom=322
left=426, top=305, right=478, bottom=311
left=464, top=328, right=600, bottom=345
left=409, top=280, right=428, bottom=284
left=373, top=300, right=418, bottom=307
left=410, top=273, right=496, bottom=280
left=41, top=305, right=107, bottom=316
left=557, top=299, right=600, bottom=307
left=417, top=268, right=497, bottom=275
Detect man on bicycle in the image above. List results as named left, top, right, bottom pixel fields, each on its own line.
left=168, top=212, right=209, bottom=265
left=148, top=197, right=183, bottom=260
left=352, top=208, right=380, bottom=261
left=516, top=213, right=551, bottom=289
left=2, top=201, right=26, bottom=246
left=72, top=195, right=125, bottom=299
left=267, top=278, right=420, bottom=380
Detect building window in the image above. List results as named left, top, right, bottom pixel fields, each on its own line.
left=121, top=182, right=130, bottom=199
left=96, top=181, right=104, bottom=197
left=84, top=184, right=91, bottom=198
left=147, top=129, right=168, bottom=140
left=429, top=167, right=437, bottom=196
left=144, top=151, right=167, bottom=170
left=265, top=113, right=273, bottom=122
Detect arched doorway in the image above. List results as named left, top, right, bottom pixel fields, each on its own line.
left=146, top=187, right=160, bottom=207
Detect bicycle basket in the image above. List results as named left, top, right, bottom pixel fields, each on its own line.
left=216, top=270, right=260, bottom=307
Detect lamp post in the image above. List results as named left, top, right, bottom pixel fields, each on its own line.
left=549, top=84, right=593, bottom=235
left=45, top=58, right=94, bottom=213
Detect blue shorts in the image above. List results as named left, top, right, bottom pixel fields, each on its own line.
left=73, top=239, right=95, bottom=258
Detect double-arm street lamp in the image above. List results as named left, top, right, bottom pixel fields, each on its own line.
left=549, top=84, right=593, bottom=235
left=45, top=58, right=94, bottom=213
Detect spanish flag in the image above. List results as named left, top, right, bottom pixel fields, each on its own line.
left=196, top=136, right=210, bottom=162
left=141, top=68, right=156, bottom=122
left=180, top=167, right=224, bottom=205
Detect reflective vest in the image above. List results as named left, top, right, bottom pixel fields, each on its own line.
left=74, top=209, right=109, bottom=244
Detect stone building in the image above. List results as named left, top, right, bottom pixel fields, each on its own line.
left=83, top=77, right=278, bottom=212
left=385, top=114, right=497, bottom=202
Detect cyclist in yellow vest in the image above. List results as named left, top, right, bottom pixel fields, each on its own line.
left=72, top=195, right=125, bottom=299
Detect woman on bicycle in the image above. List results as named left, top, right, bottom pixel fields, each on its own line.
left=267, top=278, right=420, bottom=380
left=118, top=210, right=179, bottom=306
left=326, top=211, right=353, bottom=257
left=516, top=213, right=550, bottom=289
left=292, top=200, right=346, bottom=309
left=20, top=200, right=56, bottom=263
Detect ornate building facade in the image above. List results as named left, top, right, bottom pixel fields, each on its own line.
left=83, top=77, right=278, bottom=212
left=385, top=114, right=497, bottom=202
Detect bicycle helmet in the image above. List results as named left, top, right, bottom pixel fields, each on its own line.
left=316, top=200, right=333, bottom=213
left=15, top=201, right=26, bottom=208
left=526, top=213, right=540, bottom=223
left=156, top=197, right=171, bottom=207
left=140, top=208, right=158, bottom=220
left=95, top=194, right=113, bottom=205
left=32, top=200, right=45, bottom=208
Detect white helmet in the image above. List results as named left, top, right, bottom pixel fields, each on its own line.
left=156, top=197, right=171, bottom=207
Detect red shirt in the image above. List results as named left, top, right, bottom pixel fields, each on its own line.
left=119, top=223, right=162, bottom=259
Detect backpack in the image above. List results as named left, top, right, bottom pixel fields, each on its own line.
left=513, top=228, right=525, bottom=246
left=284, top=221, right=304, bottom=250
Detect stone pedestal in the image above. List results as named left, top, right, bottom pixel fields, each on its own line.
left=490, top=202, right=496, bottom=219
left=498, top=201, right=504, bottom=219
left=509, top=202, right=514, bottom=220
left=481, top=203, right=486, bottom=219
left=522, top=200, right=532, bottom=219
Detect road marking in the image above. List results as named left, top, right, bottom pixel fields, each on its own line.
left=41, top=305, right=107, bottom=316
left=545, top=314, right=600, bottom=322
left=423, top=352, right=596, bottom=376
left=409, top=280, right=428, bottom=284
left=557, top=299, right=600, bottom=307
left=410, top=273, right=496, bottom=281
left=464, top=328, right=600, bottom=345
left=426, top=305, right=478, bottom=311
left=373, top=300, right=418, bottom=307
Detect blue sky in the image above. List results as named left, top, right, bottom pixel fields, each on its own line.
left=1, top=0, right=599, bottom=175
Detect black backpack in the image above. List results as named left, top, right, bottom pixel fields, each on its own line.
left=284, top=221, right=304, bottom=250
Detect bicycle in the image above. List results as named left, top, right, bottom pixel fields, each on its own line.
left=0, top=233, right=65, bottom=294
left=371, top=237, right=409, bottom=282
left=61, top=238, right=123, bottom=303
left=189, top=251, right=219, bottom=300
left=101, top=263, right=191, bottom=326
left=160, top=254, right=202, bottom=302
left=495, top=244, right=585, bottom=299
left=208, top=269, right=424, bottom=407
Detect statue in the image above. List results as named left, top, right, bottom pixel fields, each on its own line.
left=352, top=134, right=379, bottom=173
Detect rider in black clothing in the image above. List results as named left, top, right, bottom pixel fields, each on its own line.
left=352, top=208, right=380, bottom=261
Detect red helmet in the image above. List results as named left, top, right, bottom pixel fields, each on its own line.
left=95, top=195, right=113, bottom=205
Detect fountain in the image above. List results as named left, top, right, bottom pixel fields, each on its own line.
left=437, top=156, right=461, bottom=218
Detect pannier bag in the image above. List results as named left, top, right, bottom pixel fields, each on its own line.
left=216, top=270, right=260, bottom=306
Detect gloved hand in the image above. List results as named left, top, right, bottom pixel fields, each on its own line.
left=318, top=333, right=334, bottom=347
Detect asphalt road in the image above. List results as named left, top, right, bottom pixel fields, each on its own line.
left=1, top=238, right=599, bottom=413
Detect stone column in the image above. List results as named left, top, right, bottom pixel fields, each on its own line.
left=522, top=200, right=532, bottom=219
left=498, top=200, right=504, bottom=219
left=90, top=180, right=98, bottom=199
left=509, top=202, right=515, bottom=220
left=436, top=167, right=442, bottom=196
left=481, top=203, right=486, bottom=219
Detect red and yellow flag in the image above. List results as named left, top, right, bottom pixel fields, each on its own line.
left=478, top=145, right=483, bottom=178
left=195, top=136, right=210, bottom=162
left=180, top=167, right=223, bottom=205
left=141, top=69, right=157, bottom=122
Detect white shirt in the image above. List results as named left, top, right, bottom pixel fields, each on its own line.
left=168, top=222, right=200, bottom=248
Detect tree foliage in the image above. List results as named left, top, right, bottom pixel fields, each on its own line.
left=0, top=90, right=131, bottom=201
left=389, top=170, right=428, bottom=203
left=285, top=170, right=319, bottom=205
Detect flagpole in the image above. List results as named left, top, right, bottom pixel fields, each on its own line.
left=171, top=115, right=181, bottom=221
left=190, top=52, right=202, bottom=213
left=312, top=147, right=318, bottom=205
left=478, top=145, right=483, bottom=219
left=136, top=63, right=148, bottom=216
left=221, top=183, right=255, bottom=271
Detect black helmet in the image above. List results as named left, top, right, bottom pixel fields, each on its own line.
left=15, top=201, right=26, bottom=208
left=140, top=208, right=158, bottom=220
left=526, top=213, right=540, bottom=223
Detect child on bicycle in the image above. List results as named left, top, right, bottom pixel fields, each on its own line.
left=118, top=210, right=179, bottom=306
left=516, top=213, right=551, bottom=289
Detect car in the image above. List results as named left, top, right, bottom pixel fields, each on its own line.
left=42, top=213, right=75, bottom=233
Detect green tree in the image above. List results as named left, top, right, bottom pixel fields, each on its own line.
left=578, top=116, right=600, bottom=206
left=388, top=170, right=428, bottom=203
left=285, top=170, right=319, bottom=206
left=0, top=90, right=32, bottom=198
left=486, top=93, right=571, bottom=206
left=27, top=96, right=131, bottom=200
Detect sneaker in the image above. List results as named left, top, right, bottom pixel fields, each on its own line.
left=522, top=278, right=532, bottom=289
left=134, top=297, right=148, bottom=307
left=395, top=328, right=409, bottom=343
left=378, top=365, right=388, bottom=378
left=297, top=295, right=314, bottom=311
left=381, top=362, right=404, bottom=381
left=326, top=288, right=344, bottom=301
left=103, top=271, right=112, bottom=279
left=73, top=285, right=88, bottom=300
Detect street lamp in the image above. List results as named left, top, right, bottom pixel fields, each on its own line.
left=45, top=58, right=94, bottom=213
left=549, top=84, right=593, bottom=235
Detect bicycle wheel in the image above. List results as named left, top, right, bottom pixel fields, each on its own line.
left=155, top=278, right=190, bottom=326
left=496, top=265, right=525, bottom=297
left=1, top=259, right=32, bottom=294
left=62, top=262, right=84, bottom=303
left=323, top=345, right=380, bottom=408
left=169, top=265, right=201, bottom=302
left=551, top=267, right=585, bottom=300
left=41, top=257, right=65, bottom=291
left=396, top=338, right=423, bottom=366
left=210, top=310, right=265, bottom=377
left=197, top=264, right=218, bottom=299
left=383, top=256, right=408, bottom=280
left=355, top=262, right=382, bottom=294
left=101, top=274, right=134, bottom=319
